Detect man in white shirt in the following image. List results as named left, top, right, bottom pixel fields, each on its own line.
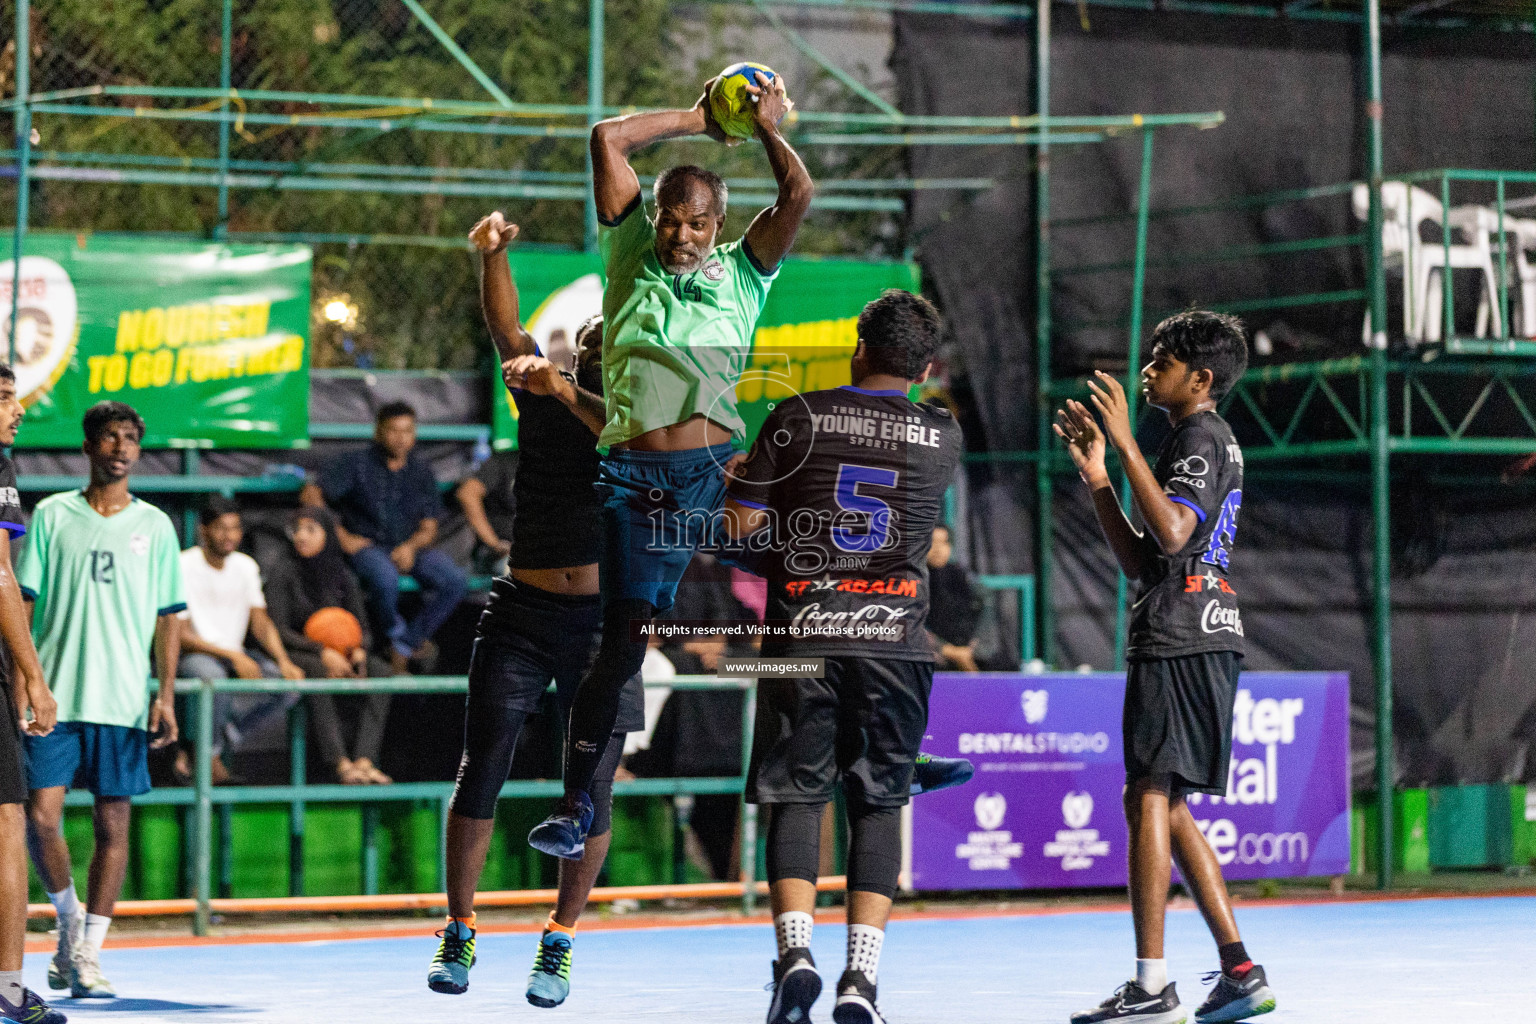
left=177, top=497, right=303, bottom=782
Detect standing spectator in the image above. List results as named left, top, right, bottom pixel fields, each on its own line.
left=926, top=524, right=983, bottom=672
left=262, top=509, right=395, bottom=785
left=175, top=496, right=305, bottom=784
left=20, top=401, right=182, bottom=999
left=300, top=402, right=468, bottom=673
left=456, top=449, right=518, bottom=573
left=0, top=362, right=66, bottom=1024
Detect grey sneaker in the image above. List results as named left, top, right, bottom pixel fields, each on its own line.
left=47, top=915, right=83, bottom=992
left=69, top=943, right=114, bottom=999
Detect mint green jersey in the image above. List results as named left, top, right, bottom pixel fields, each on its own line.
left=18, top=492, right=186, bottom=730
left=598, top=201, right=779, bottom=448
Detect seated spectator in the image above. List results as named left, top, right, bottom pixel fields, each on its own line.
left=300, top=401, right=468, bottom=673
left=263, top=508, right=396, bottom=785
left=455, top=449, right=518, bottom=573
left=926, top=524, right=983, bottom=672
left=176, top=496, right=305, bottom=784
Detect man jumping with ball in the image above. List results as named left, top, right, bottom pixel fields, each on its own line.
left=527, top=71, right=814, bottom=858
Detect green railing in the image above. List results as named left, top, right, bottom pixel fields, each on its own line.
left=82, top=674, right=756, bottom=935
left=977, top=574, right=1037, bottom=666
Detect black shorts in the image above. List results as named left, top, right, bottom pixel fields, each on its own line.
left=1123, top=650, right=1241, bottom=797
left=470, top=577, right=645, bottom=730
left=0, top=659, right=25, bottom=805
left=747, top=656, right=933, bottom=809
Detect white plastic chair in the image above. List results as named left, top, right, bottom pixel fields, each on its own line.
left=1352, top=183, right=1503, bottom=344
left=1509, top=219, right=1536, bottom=338
left=1446, top=204, right=1509, bottom=340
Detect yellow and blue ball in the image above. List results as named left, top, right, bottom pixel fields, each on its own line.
left=709, top=62, right=780, bottom=140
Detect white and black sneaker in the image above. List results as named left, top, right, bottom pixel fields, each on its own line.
left=767, top=947, right=822, bottom=1024
left=1071, top=981, right=1186, bottom=1024
left=1194, top=966, right=1275, bottom=1023
left=831, top=969, right=886, bottom=1024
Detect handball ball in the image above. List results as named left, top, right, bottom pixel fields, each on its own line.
left=710, top=62, right=779, bottom=140
left=304, top=606, right=364, bottom=655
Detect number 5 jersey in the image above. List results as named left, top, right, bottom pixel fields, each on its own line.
left=1127, top=409, right=1245, bottom=661
left=727, top=384, right=964, bottom=660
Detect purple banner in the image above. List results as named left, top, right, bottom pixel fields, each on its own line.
left=909, top=671, right=1351, bottom=891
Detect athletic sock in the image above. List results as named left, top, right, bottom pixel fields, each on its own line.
left=46, top=883, right=81, bottom=926
left=0, top=970, right=22, bottom=1007
left=774, top=911, right=814, bottom=957
left=1218, top=941, right=1252, bottom=977
left=84, top=914, right=111, bottom=953
left=846, top=924, right=884, bottom=982
left=546, top=912, right=576, bottom=938
left=1136, top=958, right=1168, bottom=994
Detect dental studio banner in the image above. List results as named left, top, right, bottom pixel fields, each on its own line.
left=491, top=253, right=921, bottom=449
left=909, top=672, right=1351, bottom=890
left=2, top=234, right=312, bottom=448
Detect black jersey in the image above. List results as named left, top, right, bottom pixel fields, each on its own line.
left=1126, top=409, right=1245, bottom=660
left=0, top=456, right=23, bottom=542
left=728, top=385, right=963, bottom=660
left=507, top=361, right=603, bottom=571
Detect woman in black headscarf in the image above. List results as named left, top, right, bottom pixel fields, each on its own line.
left=264, top=507, right=395, bottom=784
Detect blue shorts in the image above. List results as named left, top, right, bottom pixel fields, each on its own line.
left=24, top=722, right=151, bottom=798
left=597, top=443, right=735, bottom=612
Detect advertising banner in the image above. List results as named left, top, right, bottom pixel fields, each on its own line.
left=2, top=234, right=313, bottom=448
left=909, top=672, right=1351, bottom=891
left=490, top=252, right=920, bottom=450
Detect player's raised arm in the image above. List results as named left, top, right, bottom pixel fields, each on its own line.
left=469, top=212, right=536, bottom=362
left=590, top=86, right=727, bottom=224
left=742, top=73, right=813, bottom=271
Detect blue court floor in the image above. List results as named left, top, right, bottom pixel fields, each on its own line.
left=33, top=895, right=1533, bottom=1023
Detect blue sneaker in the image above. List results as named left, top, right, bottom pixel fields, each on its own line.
left=526, top=929, right=574, bottom=1008
left=426, top=920, right=477, bottom=994
left=528, top=792, right=594, bottom=860
left=911, top=753, right=974, bottom=795
left=0, top=988, right=67, bottom=1024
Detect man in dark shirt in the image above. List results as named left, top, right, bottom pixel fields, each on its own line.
left=456, top=450, right=518, bottom=570
left=301, top=402, right=468, bottom=671
left=1055, top=310, right=1274, bottom=1024
left=925, top=524, right=982, bottom=671
left=724, top=290, right=963, bottom=1024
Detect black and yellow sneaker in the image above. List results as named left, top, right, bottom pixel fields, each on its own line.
left=767, top=947, right=821, bottom=1024
left=527, top=929, right=574, bottom=1008
left=1194, top=966, right=1275, bottom=1023
left=1071, top=981, right=1186, bottom=1024
left=427, top=920, right=477, bottom=994
left=911, top=753, right=974, bottom=795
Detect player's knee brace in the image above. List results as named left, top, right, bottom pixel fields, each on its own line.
left=846, top=802, right=902, bottom=899
left=766, top=802, right=825, bottom=885
left=449, top=705, right=527, bottom=820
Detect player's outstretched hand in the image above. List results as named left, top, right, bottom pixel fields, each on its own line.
left=149, top=695, right=179, bottom=748
left=747, top=71, right=793, bottom=138
left=693, top=76, right=739, bottom=147
left=469, top=211, right=519, bottom=254
left=1084, top=370, right=1136, bottom=452
left=1053, top=399, right=1108, bottom=484
left=503, top=355, right=573, bottom=402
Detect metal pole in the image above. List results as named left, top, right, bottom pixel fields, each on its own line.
left=583, top=0, right=605, bottom=253
left=1113, top=128, right=1155, bottom=671
left=738, top=681, right=757, bottom=914
left=1362, top=0, right=1394, bottom=890
left=8, top=0, right=31, bottom=368
left=288, top=701, right=306, bottom=896
left=194, top=678, right=214, bottom=936
left=215, top=0, right=232, bottom=240
left=1033, top=0, right=1054, bottom=666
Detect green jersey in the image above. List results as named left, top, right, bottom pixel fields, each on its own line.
left=598, top=200, right=779, bottom=448
left=18, top=491, right=186, bottom=730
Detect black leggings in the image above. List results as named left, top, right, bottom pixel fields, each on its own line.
left=451, top=701, right=626, bottom=835
left=563, top=598, right=652, bottom=796
left=766, top=800, right=903, bottom=899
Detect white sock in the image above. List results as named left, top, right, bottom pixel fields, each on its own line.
left=774, top=911, right=814, bottom=957
left=46, top=883, right=81, bottom=925
left=846, top=924, right=884, bottom=982
left=85, top=914, right=112, bottom=953
left=1136, top=958, right=1168, bottom=994
left=0, top=970, right=21, bottom=1007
